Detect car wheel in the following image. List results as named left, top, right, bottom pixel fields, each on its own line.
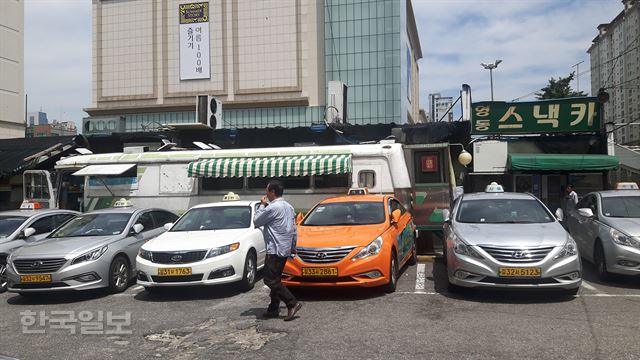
left=384, top=251, right=398, bottom=293
left=108, top=256, right=131, bottom=293
left=594, top=242, right=612, bottom=282
left=240, top=251, right=257, bottom=292
left=0, top=260, right=7, bottom=293
left=408, top=242, right=417, bottom=266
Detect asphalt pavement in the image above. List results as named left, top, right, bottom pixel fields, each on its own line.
left=1, top=259, right=640, bottom=360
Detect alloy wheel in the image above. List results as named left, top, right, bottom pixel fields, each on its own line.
left=0, top=263, right=7, bottom=292
left=113, top=261, right=129, bottom=289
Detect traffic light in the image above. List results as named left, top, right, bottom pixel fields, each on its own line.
left=196, top=95, right=223, bottom=129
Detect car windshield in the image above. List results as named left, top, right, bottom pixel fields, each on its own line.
left=0, top=216, right=28, bottom=238
left=457, top=198, right=554, bottom=224
left=49, top=213, right=131, bottom=237
left=602, top=196, right=640, bottom=218
left=171, top=206, right=252, bottom=231
left=303, top=201, right=385, bottom=226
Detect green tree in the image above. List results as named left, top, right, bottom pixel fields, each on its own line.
left=535, top=72, right=587, bottom=99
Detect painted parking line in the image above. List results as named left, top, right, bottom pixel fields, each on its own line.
left=414, top=263, right=426, bottom=294
left=131, top=285, right=143, bottom=291
left=581, top=281, right=604, bottom=294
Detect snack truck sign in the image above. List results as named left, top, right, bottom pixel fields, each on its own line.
left=179, top=2, right=210, bottom=80
left=471, top=97, right=601, bottom=134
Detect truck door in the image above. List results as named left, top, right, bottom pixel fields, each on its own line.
left=22, top=170, right=57, bottom=209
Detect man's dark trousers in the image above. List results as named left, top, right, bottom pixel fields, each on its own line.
left=264, top=254, right=297, bottom=311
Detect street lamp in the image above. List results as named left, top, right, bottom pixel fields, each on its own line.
left=481, top=60, right=502, bottom=101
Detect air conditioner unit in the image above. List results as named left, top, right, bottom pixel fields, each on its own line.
left=473, top=141, right=508, bottom=173
left=196, top=95, right=223, bottom=129
left=82, top=116, right=126, bottom=135
left=326, top=81, right=348, bottom=124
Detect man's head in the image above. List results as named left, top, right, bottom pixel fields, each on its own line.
left=266, top=180, right=284, bottom=201
left=566, top=184, right=574, bottom=193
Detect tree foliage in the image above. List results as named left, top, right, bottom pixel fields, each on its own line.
left=535, top=72, right=587, bottom=100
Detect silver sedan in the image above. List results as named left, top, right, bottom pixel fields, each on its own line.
left=565, top=190, right=640, bottom=280
left=6, top=207, right=177, bottom=295
left=443, top=191, right=582, bottom=295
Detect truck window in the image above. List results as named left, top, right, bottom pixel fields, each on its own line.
left=248, top=177, right=310, bottom=190
left=358, top=171, right=375, bottom=188
left=202, top=177, right=244, bottom=191
left=314, top=174, right=350, bottom=189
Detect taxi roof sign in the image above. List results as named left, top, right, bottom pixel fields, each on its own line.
left=222, top=192, right=240, bottom=201
left=113, top=198, right=133, bottom=208
left=485, top=182, right=504, bottom=193
left=20, top=201, right=41, bottom=210
left=348, top=187, right=369, bottom=195
left=615, top=182, right=639, bottom=190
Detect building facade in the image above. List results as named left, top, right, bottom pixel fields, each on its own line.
left=588, top=0, right=640, bottom=145
left=428, top=93, right=453, bottom=122
left=26, top=121, right=78, bottom=138
left=0, top=0, right=25, bottom=139
left=85, top=0, right=422, bottom=133
left=27, top=111, right=49, bottom=126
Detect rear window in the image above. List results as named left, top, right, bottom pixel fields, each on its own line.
left=457, top=198, right=554, bottom=224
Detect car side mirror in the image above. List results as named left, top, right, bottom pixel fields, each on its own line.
left=163, top=223, right=173, bottom=231
left=578, top=208, right=595, bottom=218
left=555, top=208, right=564, bottom=222
left=21, top=227, right=36, bottom=239
left=442, top=209, right=451, bottom=223
left=132, top=223, right=145, bottom=234
left=391, top=209, right=401, bottom=225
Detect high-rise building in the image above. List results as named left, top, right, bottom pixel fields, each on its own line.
left=428, top=93, right=453, bottom=122
left=27, top=111, right=49, bottom=126
left=84, top=0, right=422, bottom=134
left=0, top=0, right=25, bottom=138
left=588, top=0, right=640, bottom=145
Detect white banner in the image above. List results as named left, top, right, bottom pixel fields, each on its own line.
left=179, top=2, right=210, bottom=80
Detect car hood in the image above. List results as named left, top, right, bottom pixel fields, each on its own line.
left=142, top=228, right=252, bottom=252
left=298, top=224, right=387, bottom=248
left=602, top=217, right=640, bottom=237
left=454, top=222, right=567, bottom=247
left=13, top=235, right=120, bottom=258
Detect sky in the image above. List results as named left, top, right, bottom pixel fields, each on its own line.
left=23, top=0, right=624, bottom=126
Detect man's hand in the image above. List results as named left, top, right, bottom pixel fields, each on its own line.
left=261, top=196, right=269, bottom=206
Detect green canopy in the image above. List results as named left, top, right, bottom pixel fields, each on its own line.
left=508, top=154, right=619, bottom=171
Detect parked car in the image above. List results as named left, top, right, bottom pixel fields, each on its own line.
left=6, top=207, right=177, bottom=295
left=136, top=200, right=266, bottom=292
left=443, top=183, right=582, bottom=295
left=565, top=190, right=640, bottom=281
left=283, top=193, right=416, bottom=293
left=0, top=208, right=79, bottom=292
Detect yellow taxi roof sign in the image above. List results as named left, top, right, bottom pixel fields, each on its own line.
left=113, top=198, right=133, bottom=207
left=223, top=192, right=240, bottom=201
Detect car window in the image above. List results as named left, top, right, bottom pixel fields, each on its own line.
left=29, top=216, right=57, bottom=235
left=602, top=196, right=640, bottom=218
left=53, top=214, right=76, bottom=227
left=150, top=211, right=178, bottom=228
left=136, top=212, right=155, bottom=232
left=50, top=213, right=132, bottom=237
left=171, top=206, right=252, bottom=231
left=303, top=201, right=385, bottom=226
left=0, top=216, right=28, bottom=237
left=457, top=199, right=554, bottom=224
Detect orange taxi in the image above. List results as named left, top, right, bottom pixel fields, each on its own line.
left=283, top=193, right=416, bottom=292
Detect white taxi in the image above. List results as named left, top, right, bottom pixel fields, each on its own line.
left=136, top=199, right=265, bottom=292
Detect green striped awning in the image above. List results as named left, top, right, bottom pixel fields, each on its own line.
left=187, top=154, right=352, bottom=178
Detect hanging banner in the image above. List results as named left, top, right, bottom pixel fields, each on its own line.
left=179, top=2, right=210, bottom=80
left=471, top=97, right=601, bottom=134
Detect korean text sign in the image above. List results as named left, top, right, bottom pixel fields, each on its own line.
left=471, top=97, right=601, bottom=134
left=179, top=2, right=211, bottom=80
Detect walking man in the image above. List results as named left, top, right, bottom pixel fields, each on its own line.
left=254, top=180, right=302, bottom=321
left=565, top=184, right=579, bottom=210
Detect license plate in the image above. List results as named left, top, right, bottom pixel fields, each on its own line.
left=499, top=267, right=541, bottom=278
left=157, top=267, right=192, bottom=276
left=301, top=267, right=338, bottom=277
left=20, top=274, right=52, bottom=283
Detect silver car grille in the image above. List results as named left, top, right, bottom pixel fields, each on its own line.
left=13, top=258, right=67, bottom=274
left=296, top=247, right=355, bottom=264
left=479, top=246, right=555, bottom=264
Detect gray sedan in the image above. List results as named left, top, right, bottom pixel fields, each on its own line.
left=6, top=207, right=177, bottom=295
left=0, top=209, right=79, bottom=292
left=443, top=190, right=581, bottom=295
left=565, top=190, right=640, bottom=280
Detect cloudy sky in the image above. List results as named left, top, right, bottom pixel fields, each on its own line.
left=24, top=0, right=623, bottom=126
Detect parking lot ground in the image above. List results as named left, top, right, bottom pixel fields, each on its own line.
left=1, top=259, right=640, bottom=360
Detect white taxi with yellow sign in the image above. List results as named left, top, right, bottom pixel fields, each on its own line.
left=136, top=198, right=266, bottom=292
left=442, top=183, right=582, bottom=295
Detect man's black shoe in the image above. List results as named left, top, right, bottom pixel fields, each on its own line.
left=263, top=310, right=279, bottom=319
left=284, top=302, right=302, bottom=321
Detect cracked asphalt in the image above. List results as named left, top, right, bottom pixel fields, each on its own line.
left=1, top=259, right=640, bottom=360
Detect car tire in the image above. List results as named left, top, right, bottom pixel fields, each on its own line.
left=108, top=256, right=131, bottom=294
left=0, top=260, right=7, bottom=293
left=408, top=241, right=417, bottom=266
left=384, top=250, right=398, bottom=293
left=594, top=242, right=612, bottom=282
left=239, top=251, right=257, bottom=292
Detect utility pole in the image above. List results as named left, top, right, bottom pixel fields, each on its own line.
left=572, top=61, right=584, bottom=93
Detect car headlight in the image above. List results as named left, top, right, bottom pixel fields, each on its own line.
left=352, top=236, right=383, bottom=261
left=205, top=243, right=240, bottom=259
left=610, top=228, right=640, bottom=249
left=138, top=248, right=153, bottom=261
left=71, top=246, right=108, bottom=265
left=554, top=236, right=578, bottom=260
left=452, top=233, right=483, bottom=259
